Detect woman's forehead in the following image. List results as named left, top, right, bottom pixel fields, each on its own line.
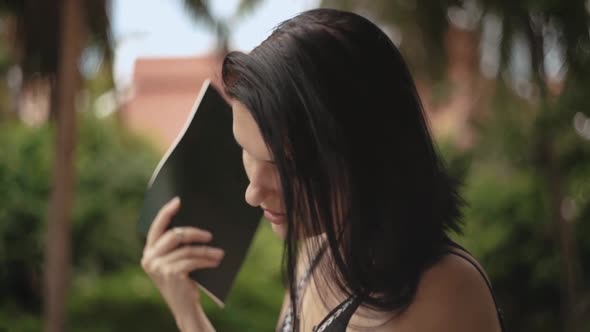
left=231, top=101, right=271, bottom=159
left=231, top=101, right=256, bottom=135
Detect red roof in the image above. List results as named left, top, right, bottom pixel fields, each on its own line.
left=121, top=53, right=225, bottom=151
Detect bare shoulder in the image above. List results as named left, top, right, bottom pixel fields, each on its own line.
left=389, top=252, right=502, bottom=332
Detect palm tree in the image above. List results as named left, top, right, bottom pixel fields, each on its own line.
left=0, top=1, right=111, bottom=331
left=182, top=0, right=263, bottom=54
left=43, top=2, right=84, bottom=331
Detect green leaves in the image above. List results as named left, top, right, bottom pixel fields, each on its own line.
left=0, top=113, right=159, bottom=311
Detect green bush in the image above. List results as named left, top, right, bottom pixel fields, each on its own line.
left=442, top=95, right=590, bottom=331
left=0, top=113, right=159, bottom=314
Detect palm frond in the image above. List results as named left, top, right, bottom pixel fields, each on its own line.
left=0, top=0, right=112, bottom=81
left=182, top=0, right=216, bottom=28
left=236, top=0, right=263, bottom=17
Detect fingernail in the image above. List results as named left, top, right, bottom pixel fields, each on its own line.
left=171, top=196, right=180, bottom=205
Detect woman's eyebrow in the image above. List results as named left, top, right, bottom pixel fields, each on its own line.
left=232, top=134, right=275, bottom=163
left=233, top=136, right=256, bottom=157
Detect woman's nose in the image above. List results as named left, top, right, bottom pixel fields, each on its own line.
left=245, top=182, right=266, bottom=208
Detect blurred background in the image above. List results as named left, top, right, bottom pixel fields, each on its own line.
left=0, top=0, right=588, bottom=331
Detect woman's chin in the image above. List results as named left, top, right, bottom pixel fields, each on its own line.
left=271, top=223, right=287, bottom=240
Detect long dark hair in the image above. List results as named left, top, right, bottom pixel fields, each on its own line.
left=222, top=8, right=464, bottom=330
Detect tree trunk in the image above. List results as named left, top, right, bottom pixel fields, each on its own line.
left=524, top=14, right=579, bottom=331
left=43, top=0, right=84, bottom=331
left=540, top=138, right=578, bottom=332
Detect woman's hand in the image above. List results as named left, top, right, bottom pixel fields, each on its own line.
left=141, top=197, right=224, bottom=331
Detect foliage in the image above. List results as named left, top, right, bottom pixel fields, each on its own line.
left=445, top=150, right=589, bottom=331
left=0, top=0, right=112, bottom=80
left=0, top=112, right=159, bottom=314
left=0, top=222, right=284, bottom=332
left=322, top=0, right=590, bottom=81
left=442, top=82, right=590, bottom=331
left=182, top=0, right=263, bottom=50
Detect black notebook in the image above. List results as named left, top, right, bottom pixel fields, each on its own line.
left=137, top=79, right=262, bottom=307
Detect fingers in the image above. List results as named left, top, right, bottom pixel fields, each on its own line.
left=142, top=245, right=225, bottom=278
left=159, top=245, right=224, bottom=266
left=146, top=197, right=181, bottom=247
left=157, top=257, right=222, bottom=278
left=141, top=197, right=225, bottom=283
left=146, top=227, right=213, bottom=258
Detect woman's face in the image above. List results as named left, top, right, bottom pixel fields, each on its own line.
left=232, top=100, right=287, bottom=239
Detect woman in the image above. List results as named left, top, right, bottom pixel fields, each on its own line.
left=141, top=8, right=506, bottom=332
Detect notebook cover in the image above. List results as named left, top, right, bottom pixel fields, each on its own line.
left=137, top=79, right=262, bottom=307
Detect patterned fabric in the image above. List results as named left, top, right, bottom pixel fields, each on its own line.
left=281, top=245, right=327, bottom=332
left=281, top=266, right=313, bottom=332
left=311, top=296, right=357, bottom=332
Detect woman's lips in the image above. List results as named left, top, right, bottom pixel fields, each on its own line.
left=263, top=209, right=286, bottom=225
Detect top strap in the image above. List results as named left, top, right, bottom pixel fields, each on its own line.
left=446, top=241, right=506, bottom=331
left=312, top=294, right=360, bottom=332
left=280, top=243, right=328, bottom=332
